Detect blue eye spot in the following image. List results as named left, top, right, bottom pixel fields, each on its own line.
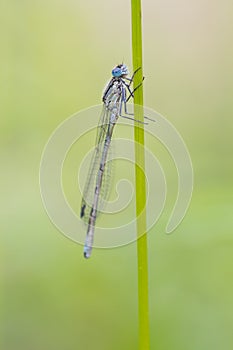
left=112, top=68, right=122, bottom=77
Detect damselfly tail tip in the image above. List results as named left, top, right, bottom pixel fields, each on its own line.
left=84, top=252, right=90, bottom=259
left=83, top=247, right=92, bottom=259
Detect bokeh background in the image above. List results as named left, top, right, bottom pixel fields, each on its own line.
left=1, top=0, right=233, bottom=349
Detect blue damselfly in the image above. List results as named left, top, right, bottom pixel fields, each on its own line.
left=80, top=64, right=151, bottom=258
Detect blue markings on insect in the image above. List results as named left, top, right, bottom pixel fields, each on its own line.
left=81, top=63, right=150, bottom=259
left=112, top=64, right=129, bottom=77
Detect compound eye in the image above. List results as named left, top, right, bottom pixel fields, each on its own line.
left=112, top=67, right=122, bottom=77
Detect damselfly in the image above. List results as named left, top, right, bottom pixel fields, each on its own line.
left=80, top=64, right=150, bottom=259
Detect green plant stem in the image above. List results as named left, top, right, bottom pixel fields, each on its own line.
left=131, top=1, right=150, bottom=349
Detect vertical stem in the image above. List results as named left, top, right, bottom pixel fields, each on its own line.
left=131, top=1, right=150, bottom=349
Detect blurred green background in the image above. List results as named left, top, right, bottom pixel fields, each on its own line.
left=1, top=0, right=233, bottom=349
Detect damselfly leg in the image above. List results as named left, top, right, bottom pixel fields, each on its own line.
left=120, top=68, right=156, bottom=124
